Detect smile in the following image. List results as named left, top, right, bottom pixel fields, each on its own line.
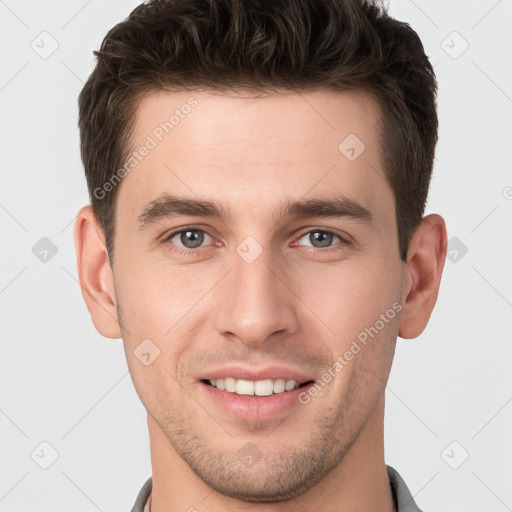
left=205, top=378, right=312, bottom=396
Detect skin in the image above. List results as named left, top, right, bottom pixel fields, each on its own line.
left=74, top=89, right=447, bottom=512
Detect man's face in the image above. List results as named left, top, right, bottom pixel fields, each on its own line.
left=112, top=89, right=405, bottom=500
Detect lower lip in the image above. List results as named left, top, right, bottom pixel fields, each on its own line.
left=200, top=381, right=314, bottom=421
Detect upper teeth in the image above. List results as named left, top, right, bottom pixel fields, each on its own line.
left=208, top=378, right=301, bottom=396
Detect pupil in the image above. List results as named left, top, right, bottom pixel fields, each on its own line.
left=311, top=231, right=332, bottom=248
left=181, top=230, right=204, bottom=248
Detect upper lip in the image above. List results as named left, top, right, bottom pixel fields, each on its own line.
left=198, top=366, right=314, bottom=383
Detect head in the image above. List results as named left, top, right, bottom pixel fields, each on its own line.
left=75, top=0, right=447, bottom=503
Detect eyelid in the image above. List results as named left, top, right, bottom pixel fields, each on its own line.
left=164, top=224, right=213, bottom=239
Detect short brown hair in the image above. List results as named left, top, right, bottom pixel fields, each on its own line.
left=78, top=0, right=438, bottom=263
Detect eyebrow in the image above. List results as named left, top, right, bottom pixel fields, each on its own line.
left=136, top=192, right=372, bottom=230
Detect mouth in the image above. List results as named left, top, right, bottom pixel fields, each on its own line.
left=202, top=378, right=314, bottom=397
left=197, top=367, right=317, bottom=421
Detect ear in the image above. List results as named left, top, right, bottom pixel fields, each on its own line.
left=73, top=206, right=122, bottom=339
left=398, top=214, right=448, bottom=339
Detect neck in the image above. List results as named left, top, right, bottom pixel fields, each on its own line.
left=147, top=396, right=396, bottom=512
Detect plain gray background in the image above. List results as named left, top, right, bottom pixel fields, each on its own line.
left=1, top=1, right=511, bottom=510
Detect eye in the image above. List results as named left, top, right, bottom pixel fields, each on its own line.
left=295, top=230, right=345, bottom=249
left=167, top=228, right=214, bottom=250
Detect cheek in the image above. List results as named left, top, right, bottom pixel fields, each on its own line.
left=294, top=256, right=402, bottom=346
left=304, top=260, right=401, bottom=407
left=113, top=254, right=226, bottom=379
left=115, top=252, right=210, bottom=331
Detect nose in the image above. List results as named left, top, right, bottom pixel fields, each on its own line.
left=214, top=247, right=300, bottom=347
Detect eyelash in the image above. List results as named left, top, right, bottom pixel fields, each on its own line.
left=163, top=226, right=349, bottom=255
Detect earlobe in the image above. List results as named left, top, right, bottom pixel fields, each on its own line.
left=398, top=214, right=448, bottom=339
left=73, top=206, right=122, bottom=339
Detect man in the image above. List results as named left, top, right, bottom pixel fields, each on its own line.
left=74, top=0, right=447, bottom=510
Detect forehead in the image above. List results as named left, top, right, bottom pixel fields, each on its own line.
left=131, top=88, right=382, bottom=155
left=117, top=88, right=393, bottom=225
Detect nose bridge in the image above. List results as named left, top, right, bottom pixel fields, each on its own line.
left=215, top=245, right=298, bottom=345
